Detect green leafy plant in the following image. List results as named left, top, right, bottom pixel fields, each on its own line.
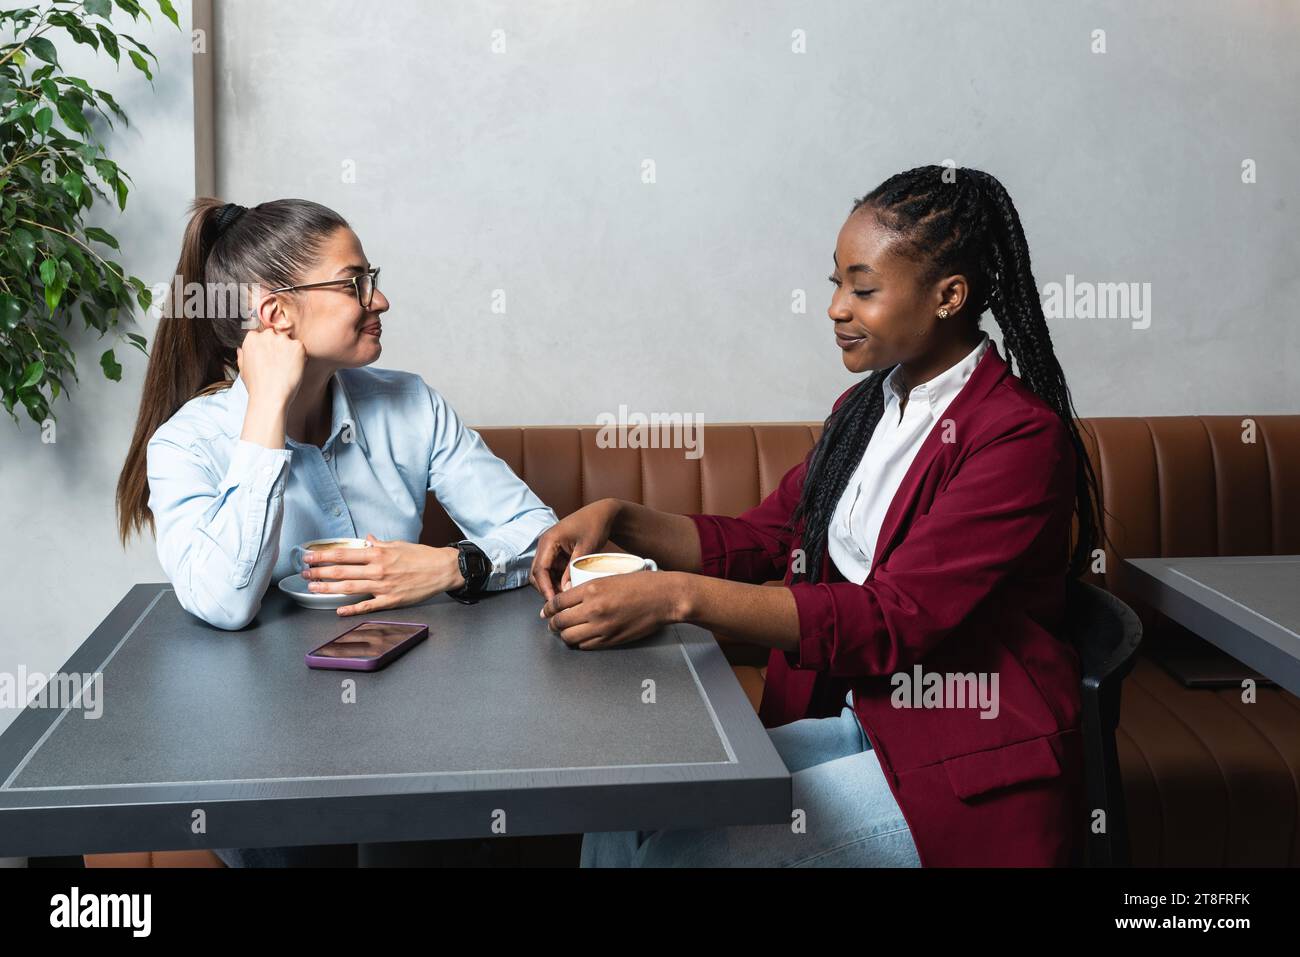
left=0, top=0, right=179, bottom=426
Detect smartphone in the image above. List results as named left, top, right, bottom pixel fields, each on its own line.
left=304, top=620, right=428, bottom=671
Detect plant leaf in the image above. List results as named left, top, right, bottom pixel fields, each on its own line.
left=45, top=279, right=64, bottom=313
left=0, top=293, right=24, bottom=331
left=127, top=49, right=152, bottom=81
left=100, top=348, right=122, bottom=382
left=60, top=172, right=83, bottom=201
left=95, top=25, right=119, bottom=61
left=81, top=300, right=102, bottom=330
left=94, top=88, right=127, bottom=121
left=27, top=36, right=58, bottom=66
left=1, top=99, right=37, bottom=126
left=11, top=227, right=36, bottom=271
left=56, top=95, right=89, bottom=134
left=83, top=225, right=120, bottom=249
left=157, top=0, right=179, bottom=28
left=114, top=0, right=145, bottom=22
left=120, top=33, right=158, bottom=66
left=19, top=360, right=44, bottom=390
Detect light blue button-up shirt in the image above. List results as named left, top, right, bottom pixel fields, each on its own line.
left=146, top=365, right=557, bottom=630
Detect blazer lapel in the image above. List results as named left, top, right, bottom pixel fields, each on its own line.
left=864, top=342, right=1011, bottom=578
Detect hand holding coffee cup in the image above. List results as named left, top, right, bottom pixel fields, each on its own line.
left=566, top=552, right=658, bottom=588
left=544, top=552, right=672, bottom=647
left=528, top=499, right=625, bottom=601
left=291, top=536, right=372, bottom=574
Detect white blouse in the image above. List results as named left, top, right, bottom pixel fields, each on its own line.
left=827, top=333, right=992, bottom=584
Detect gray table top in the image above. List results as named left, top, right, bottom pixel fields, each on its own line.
left=0, top=584, right=790, bottom=857
left=1122, top=555, right=1300, bottom=697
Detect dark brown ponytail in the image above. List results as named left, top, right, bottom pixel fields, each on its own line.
left=115, top=197, right=349, bottom=545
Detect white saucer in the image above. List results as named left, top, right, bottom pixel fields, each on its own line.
left=278, top=574, right=370, bottom=609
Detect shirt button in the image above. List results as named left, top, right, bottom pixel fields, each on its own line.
left=323, top=449, right=332, bottom=461
left=333, top=506, right=342, bottom=517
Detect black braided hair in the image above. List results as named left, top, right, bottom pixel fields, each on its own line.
left=790, top=165, right=1104, bottom=583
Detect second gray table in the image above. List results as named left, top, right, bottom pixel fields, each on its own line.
left=1122, top=555, right=1300, bottom=697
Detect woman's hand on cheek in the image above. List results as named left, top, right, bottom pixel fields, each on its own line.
left=302, top=534, right=465, bottom=617
left=540, top=571, right=689, bottom=650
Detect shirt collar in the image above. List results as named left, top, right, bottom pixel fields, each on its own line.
left=882, top=332, right=992, bottom=419
left=222, top=369, right=368, bottom=453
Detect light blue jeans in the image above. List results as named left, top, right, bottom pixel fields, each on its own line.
left=581, top=695, right=922, bottom=867
left=218, top=696, right=920, bottom=868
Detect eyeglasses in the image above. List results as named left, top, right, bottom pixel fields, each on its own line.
left=270, top=266, right=381, bottom=309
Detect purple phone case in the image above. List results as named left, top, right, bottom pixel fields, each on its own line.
left=304, top=620, right=428, bottom=671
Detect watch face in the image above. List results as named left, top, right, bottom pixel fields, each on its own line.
left=459, top=543, right=488, bottom=585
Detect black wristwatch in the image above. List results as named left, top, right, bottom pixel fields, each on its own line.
left=447, top=540, right=491, bottom=604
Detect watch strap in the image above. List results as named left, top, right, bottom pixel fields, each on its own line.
left=447, top=540, right=490, bottom=604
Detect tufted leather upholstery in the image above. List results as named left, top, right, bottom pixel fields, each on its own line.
left=86, top=415, right=1299, bottom=867
left=1074, top=416, right=1300, bottom=866
left=83, top=850, right=225, bottom=868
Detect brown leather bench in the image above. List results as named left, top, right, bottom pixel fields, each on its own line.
left=85, top=415, right=1300, bottom=867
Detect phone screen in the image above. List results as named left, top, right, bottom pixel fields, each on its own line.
left=310, top=622, right=425, bottom=660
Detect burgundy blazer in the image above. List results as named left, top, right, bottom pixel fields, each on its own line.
left=689, top=343, right=1085, bottom=867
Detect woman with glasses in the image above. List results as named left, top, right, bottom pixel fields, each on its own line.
left=116, top=198, right=555, bottom=646
left=115, top=198, right=557, bottom=866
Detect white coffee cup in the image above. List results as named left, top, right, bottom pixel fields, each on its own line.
left=291, top=536, right=371, bottom=573
left=567, top=552, right=658, bottom=588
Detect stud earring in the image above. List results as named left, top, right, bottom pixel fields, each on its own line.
left=937, top=308, right=950, bottom=319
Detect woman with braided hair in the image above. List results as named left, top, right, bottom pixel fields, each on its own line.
left=532, top=165, right=1103, bottom=867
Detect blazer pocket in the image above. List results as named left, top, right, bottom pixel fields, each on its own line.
left=941, top=735, right=1062, bottom=802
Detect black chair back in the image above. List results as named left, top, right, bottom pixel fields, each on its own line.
left=1066, top=579, right=1143, bottom=867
